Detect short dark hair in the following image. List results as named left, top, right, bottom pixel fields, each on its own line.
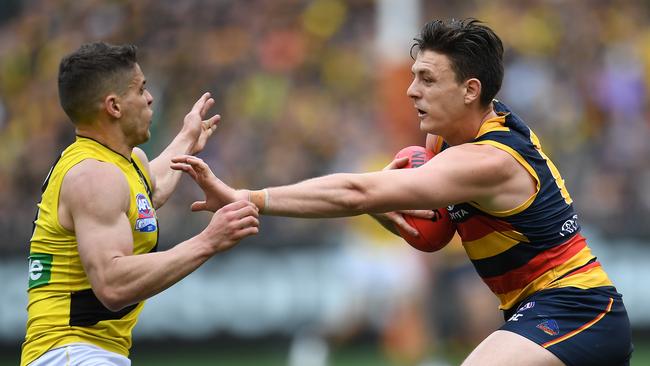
left=412, top=19, right=504, bottom=107
left=58, top=42, right=138, bottom=123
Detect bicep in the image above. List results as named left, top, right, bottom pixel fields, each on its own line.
left=74, top=206, right=134, bottom=280
left=361, top=145, right=510, bottom=211
left=62, top=162, right=134, bottom=285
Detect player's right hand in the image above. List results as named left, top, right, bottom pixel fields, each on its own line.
left=171, top=155, right=248, bottom=212
left=201, top=200, right=259, bottom=253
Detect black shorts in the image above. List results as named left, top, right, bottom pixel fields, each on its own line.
left=501, top=286, right=632, bottom=366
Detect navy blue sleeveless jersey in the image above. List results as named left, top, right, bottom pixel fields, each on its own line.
left=443, top=100, right=613, bottom=310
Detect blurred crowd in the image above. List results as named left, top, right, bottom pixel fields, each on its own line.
left=2, top=0, right=649, bottom=364
left=2, top=0, right=650, bottom=252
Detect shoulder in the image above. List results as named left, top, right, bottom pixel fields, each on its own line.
left=132, top=147, right=149, bottom=166
left=61, top=159, right=130, bottom=216
left=434, top=143, right=518, bottom=182
left=132, top=147, right=154, bottom=183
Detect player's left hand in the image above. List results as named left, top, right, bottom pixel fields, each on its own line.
left=183, top=92, right=221, bottom=155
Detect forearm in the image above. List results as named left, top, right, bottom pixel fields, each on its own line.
left=149, top=130, right=196, bottom=208
left=96, top=235, right=213, bottom=311
left=261, top=173, right=376, bottom=218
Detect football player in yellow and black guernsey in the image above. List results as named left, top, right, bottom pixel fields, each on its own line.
left=170, top=20, right=633, bottom=366
left=22, top=42, right=260, bottom=366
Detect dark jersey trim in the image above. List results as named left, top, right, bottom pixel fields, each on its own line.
left=69, top=289, right=139, bottom=326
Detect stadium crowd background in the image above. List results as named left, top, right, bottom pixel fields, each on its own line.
left=1, top=0, right=650, bottom=365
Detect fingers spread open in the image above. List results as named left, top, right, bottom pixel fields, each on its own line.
left=202, top=114, right=220, bottom=130
left=200, top=97, right=215, bottom=117
left=171, top=156, right=211, bottom=178
left=192, top=92, right=211, bottom=113
left=170, top=160, right=199, bottom=181
left=184, top=156, right=211, bottom=178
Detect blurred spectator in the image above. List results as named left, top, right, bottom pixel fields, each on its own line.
left=3, top=0, right=650, bottom=252
left=1, top=1, right=649, bottom=363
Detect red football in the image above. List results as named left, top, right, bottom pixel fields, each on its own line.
left=393, top=145, right=456, bottom=252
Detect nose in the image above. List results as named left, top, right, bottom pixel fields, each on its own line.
left=406, top=79, right=420, bottom=99
left=146, top=90, right=153, bottom=106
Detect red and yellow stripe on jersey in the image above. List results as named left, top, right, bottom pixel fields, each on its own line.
left=444, top=100, right=613, bottom=310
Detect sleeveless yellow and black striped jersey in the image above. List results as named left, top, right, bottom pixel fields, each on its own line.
left=443, top=100, right=613, bottom=311
left=21, top=136, right=158, bottom=366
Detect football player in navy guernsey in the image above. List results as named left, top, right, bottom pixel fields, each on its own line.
left=172, top=19, right=632, bottom=365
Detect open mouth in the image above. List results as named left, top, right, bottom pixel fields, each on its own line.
left=417, top=108, right=427, bottom=117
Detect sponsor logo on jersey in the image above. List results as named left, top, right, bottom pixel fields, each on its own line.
left=519, top=301, right=535, bottom=312
left=28, top=253, right=53, bottom=289
left=448, top=206, right=469, bottom=221
left=536, top=319, right=559, bottom=336
left=134, top=193, right=157, bottom=232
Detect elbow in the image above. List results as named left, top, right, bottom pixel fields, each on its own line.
left=94, top=287, right=130, bottom=312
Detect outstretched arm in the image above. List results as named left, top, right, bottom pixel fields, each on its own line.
left=60, top=159, right=259, bottom=311
left=146, top=92, right=220, bottom=208
left=171, top=143, right=530, bottom=218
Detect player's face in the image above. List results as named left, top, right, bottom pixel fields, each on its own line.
left=407, top=51, right=467, bottom=137
left=120, top=63, right=154, bottom=147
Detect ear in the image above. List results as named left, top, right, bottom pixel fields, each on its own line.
left=464, top=78, right=481, bottom=105
left=104, top=94, right=121, bottom=119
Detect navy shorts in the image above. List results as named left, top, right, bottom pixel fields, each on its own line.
left=501, top=286, right=632, bottom=366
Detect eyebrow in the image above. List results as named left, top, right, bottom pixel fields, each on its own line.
left=411, top=68, right=434, bottom=77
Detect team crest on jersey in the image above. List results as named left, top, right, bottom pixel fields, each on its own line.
left=559, top=214, right=580, bottom=237
left=536, top=319, right=559, bottom=336
left=134, top=193, right=157, bottom=232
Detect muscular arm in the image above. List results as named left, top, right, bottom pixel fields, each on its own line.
left=263, top=144, right=534, bottom=217
left=61, top=160, right=258, bottom=311
left=172, top=143, right=536, bottom=219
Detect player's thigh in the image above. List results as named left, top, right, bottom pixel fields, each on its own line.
left=461, top=330, right=564, bottom=366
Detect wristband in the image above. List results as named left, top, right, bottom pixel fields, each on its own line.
left=249, top=189, right=269, bottom=212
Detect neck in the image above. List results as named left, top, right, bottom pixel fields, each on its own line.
left=479, top=106, right=498, bottom=124
left=444, top=104, right=497, bottom=146
left=75, top=125, right=132, bottom=160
